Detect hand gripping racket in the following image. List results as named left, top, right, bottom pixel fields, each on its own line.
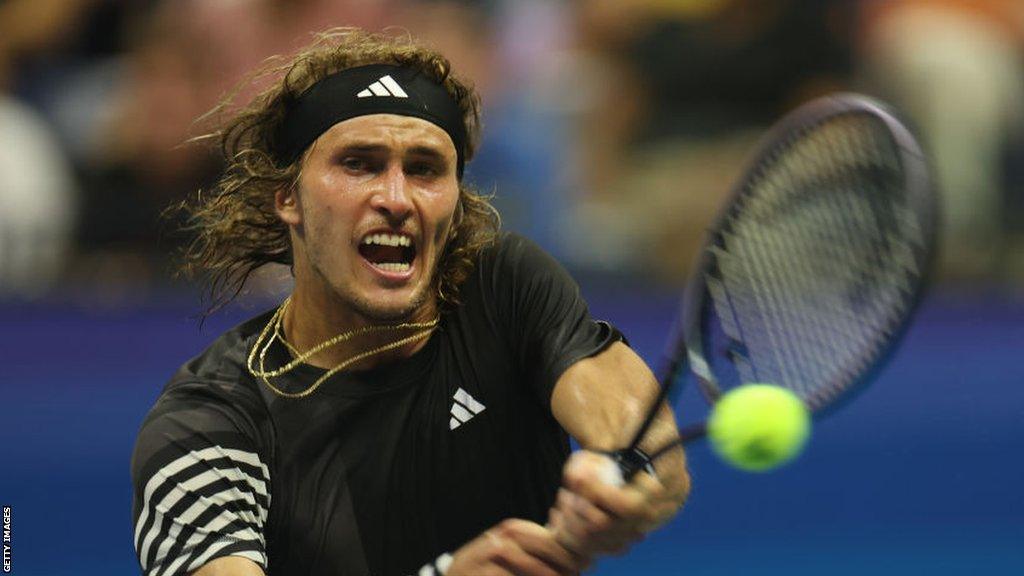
left=614, top=93, right=939, bottom=478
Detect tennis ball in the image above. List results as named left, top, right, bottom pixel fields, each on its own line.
left=707, top=384, right=811, bottom=472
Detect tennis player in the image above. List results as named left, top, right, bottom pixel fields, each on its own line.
left=131, top=29, right=689, bottom=576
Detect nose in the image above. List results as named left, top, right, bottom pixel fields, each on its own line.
left=369, top=163, right=414, bottom=223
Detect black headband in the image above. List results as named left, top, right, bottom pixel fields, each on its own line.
left=272, top=64, right=468, bottom=177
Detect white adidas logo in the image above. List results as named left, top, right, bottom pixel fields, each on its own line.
left=449, top=388, right=485, bottom=430
left=357, top=75, right=409, bottom=98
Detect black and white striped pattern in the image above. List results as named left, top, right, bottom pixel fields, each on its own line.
left=133, top=446, right=271, bottom=576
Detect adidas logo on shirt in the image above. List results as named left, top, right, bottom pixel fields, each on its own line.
left=357, top=75, right=409, bottom=98
left=449, top=388, right=485, bottom=430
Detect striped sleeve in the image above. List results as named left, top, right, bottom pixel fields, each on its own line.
left=131, top=391, right=270, bottom=576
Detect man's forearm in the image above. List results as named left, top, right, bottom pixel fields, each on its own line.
left=551, top=341, right=689, bottom=496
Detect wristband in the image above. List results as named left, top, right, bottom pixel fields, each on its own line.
left=609, top=447, right=658, bottom=479
left=411, top=551, right=453, bottom=575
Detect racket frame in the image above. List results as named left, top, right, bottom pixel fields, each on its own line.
left=623, top=93, right=939, bottom=470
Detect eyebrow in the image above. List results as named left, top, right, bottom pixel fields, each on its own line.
left=339, top=143, right=450, bottom=163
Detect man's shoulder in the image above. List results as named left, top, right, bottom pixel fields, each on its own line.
left=134, top=311, right=275, bottom=481
left=488, top=231, right=539, bottom=255
left=474, top=231, right=550, bottom=273
left=160, top=309, right=275, bottom=407
left=473, top=231, right=571, bottom=286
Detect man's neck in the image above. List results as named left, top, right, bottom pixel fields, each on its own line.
left=281, top=286, right=437, bottom=371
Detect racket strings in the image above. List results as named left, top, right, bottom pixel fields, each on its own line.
left=707, top=114, right=924, bottom=407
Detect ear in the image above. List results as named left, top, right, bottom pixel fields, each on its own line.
left=275, top=185, right=301, bottom=226
left=447, top=199, right=464, bottom=242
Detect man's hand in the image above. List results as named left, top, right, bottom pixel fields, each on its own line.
left=548, top=451, right=686, bottom=557
left=446, top=519, right=588, bottom=576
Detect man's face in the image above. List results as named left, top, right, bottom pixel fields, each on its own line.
left=279, top=114, right=460, bottom=322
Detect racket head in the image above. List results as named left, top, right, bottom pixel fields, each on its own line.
left=673, top=93, right=938, bottom=415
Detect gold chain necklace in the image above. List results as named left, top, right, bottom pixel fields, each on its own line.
left=246, top=297, right=439, bottom=399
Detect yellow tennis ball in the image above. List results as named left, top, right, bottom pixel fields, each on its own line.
left=707, top=383, right=811, bottom=472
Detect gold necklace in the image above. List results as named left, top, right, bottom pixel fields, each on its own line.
left=246, top=297, right=439, bottom=399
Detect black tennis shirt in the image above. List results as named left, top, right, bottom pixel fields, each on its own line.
left=131, top=234, right=621, bottom=576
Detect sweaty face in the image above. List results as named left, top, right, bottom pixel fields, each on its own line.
left=286, top=114, right=460, bottom=322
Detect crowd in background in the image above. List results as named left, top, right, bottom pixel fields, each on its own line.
left=1, top=0, right=1022, bottom=302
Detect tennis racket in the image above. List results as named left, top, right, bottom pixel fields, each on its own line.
left=613, top=93, right=939, bottom=478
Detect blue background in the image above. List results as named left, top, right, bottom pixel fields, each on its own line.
left=2, top=285, right=1023, bottom=575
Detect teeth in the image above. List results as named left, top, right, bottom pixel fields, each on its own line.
left=373, top=262, right=411, bottom=273
left=362, top=233, right=412, bottom=247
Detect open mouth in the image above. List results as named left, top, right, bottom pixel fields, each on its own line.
left=358, top=232, right=417, bottom=273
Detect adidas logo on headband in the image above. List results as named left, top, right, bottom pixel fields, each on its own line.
left=357, top=75, right=409, bottom=98
left=274, top=64, right=466, bottom=176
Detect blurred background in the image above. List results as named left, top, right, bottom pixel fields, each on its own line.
left=1, top=0, right=1022, bottom=574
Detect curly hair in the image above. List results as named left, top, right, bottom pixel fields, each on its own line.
left=178, top=28, right=500, bottom=314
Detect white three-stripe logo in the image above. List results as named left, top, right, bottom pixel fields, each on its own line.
left=357, top=75, right=409, bottom=98
left=449, top=388, right=485, bottom=430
